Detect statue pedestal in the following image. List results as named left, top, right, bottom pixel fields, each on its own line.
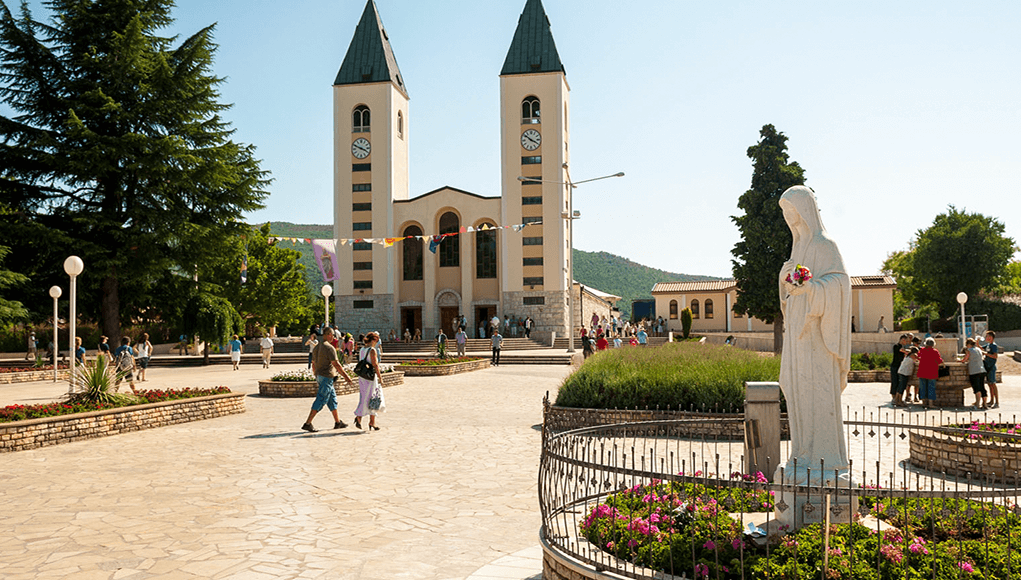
left=774, top=462, right=857, bottom=529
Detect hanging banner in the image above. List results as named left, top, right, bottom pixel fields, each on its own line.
left=268, top=219, right=540, bottom=249
left=311, top=239, right=339, bottom=282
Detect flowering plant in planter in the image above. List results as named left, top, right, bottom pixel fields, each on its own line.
left=398, top=357, right=482, bottom=367
left=270, top=368, right=316, bottom=382
left=0, top=386, right=231, bottom=423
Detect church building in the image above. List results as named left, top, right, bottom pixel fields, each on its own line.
left=331, top=0, right=613, bottom=340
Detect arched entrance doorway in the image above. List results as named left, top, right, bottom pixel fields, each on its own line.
left=436, top=291, right=461, bottom=338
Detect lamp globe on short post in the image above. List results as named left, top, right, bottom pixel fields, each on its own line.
left=48, top=285, right=62, bottom=382
left=321, top=284, right=333, bottom=329
left=957, top=292, right=968, bottom=352
left=63, top=256, right=84, bottom=394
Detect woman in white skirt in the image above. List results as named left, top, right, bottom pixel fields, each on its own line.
left=354, top=332, right=384, bottom=430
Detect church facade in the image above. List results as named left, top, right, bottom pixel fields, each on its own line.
left=331, top=0, right=597, bottom=340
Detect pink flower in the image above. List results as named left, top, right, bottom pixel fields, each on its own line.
left=959, top=561, right=974, bottom=573
left=694, top=563, right=709, bottom=578
left=732, top=538, right=744, bottom=550
left=703, top=540, right=716, bottom=550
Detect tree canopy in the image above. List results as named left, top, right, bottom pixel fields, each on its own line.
left=0, top=0, right=269, bottom=341
left=731, top=124, right=806, bottom=351
left=181, top=291, right=241, bottom=364
left=0, top=242, right=28, bottom=326
left=883, top=207, right=1016, bottom=316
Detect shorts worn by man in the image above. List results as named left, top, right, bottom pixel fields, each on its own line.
left=303, top=328, right=355, bottom=432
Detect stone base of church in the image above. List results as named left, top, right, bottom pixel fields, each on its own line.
left=335, top=294, right=395, bottom=335
left=502, top=290, right=568, bottom=343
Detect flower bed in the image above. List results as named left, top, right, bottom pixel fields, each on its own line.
left=575, top=478, right=1021, bottom=579
left=910, top=422, right=1021, bottom=479
left=394, top=357, right=489, bottom=376
left=0, top=387, right=231, bottom=423
left=396, top=356, right=483, bottom=367
left=0, top=391, right=245, bottom=453
left=258, top=371, right=404, bottom=397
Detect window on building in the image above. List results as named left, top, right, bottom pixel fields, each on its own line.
left=353, top=300, right=374, bottom=309
left=523, top=257, right=543, bottom=266
left=353, top=222, right=372, bottom=231
left=353, top=105, right=370, bottom=132
left=523, top=296, right=545, bottom=306
left=705, top=299, right=714, bottom=319
left=522, top=237, right=543, bottom=246
left=523, top=277, right=544, bottom=287
left=669, top=300, right=678, bottom=319
left=521, top=156, right=542, bottom=165
left=353, top=262, right=372, bottom=271
left=475, top=223, right=497, bottom=279
left=402, top=225, right=423, bottom=281
left=352, top=242, right=372, bottom=251
left=353, top=280, right=372, bottom=289
left=521, top=96, right=540, bottom=124
left=352, top=202, right=371, bottom=212
left=438, top=212, right=459, bottom=267
left=522, top=216, right=543, bottom=225
left=352, top=163, right=371, bottom=172
left=397, top=111, right=403, bottom=139
left=522, top=196, right=542, bottom=205
left=691, top=299, right=700, bottom=319
left=353, top=183, right=371, bottom=192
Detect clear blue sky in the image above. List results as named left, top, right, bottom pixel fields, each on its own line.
left=21, top=0, right=1021, bottom=278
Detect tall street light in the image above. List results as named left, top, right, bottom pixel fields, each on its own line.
left=321, top=284, right=333, bottom=328
left=63, top=256, right=84, bottom=394
left=518, top=164, right=624, bottom=353
left=957, top=291, right=968, bottom=352
left=48, top=285, right=61, bottom=382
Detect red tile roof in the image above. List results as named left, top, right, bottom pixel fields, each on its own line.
left=652, top=276, right=897, bottom=294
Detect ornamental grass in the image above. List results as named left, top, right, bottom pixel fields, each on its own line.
left=555, top=342, right=780, bottom=412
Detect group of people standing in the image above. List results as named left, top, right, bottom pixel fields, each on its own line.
left=301, top=325, right=385, bottom=433
left=890, top=331, right=1000, bottom=409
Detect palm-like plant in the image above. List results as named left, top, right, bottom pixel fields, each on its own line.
left=435, top=340, right=449, bottom=360
left=67, top=355, right=137, bottom=405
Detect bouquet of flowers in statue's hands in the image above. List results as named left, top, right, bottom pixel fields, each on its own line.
left=785, top=264, right=812, bottom=286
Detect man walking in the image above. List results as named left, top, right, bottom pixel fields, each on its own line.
left=491, top=330, right=503, bottom=366
left=26, top=332, right=37, bottom=361
left=455, top=327, right=467, bottom=357
left=260, top=333, right=274, bottom=368
left=524, top=316, right=532, bottom=338
left=302, top=327, right=355, bottom=432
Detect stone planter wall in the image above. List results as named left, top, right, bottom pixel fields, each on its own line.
left=0, top=369, right=70, bottom=384
left=258, top=371, right=404, bottom=397
left=545, top=405, right=790, bottom=441
left=395, top=358, right=489, bottom=376
left=0, top=392, right=246, bottom=453
left=909, top=430, right=1021, bottom=480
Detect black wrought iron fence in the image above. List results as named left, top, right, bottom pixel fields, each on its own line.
left=540, top=398, right=1021, bottom=579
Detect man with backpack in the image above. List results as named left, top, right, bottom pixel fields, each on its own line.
left=113, top=336, right=137, bottom=393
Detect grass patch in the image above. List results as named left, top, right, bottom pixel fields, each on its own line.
left=555, top=343, right=780, bottom=412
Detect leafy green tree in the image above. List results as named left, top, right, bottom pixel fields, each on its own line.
left=0, top=242, right=28, bottom=325
left=198, top=224, right=309, bottom=333
left=731, top=125, right=806, bottom=352
left=0, top=0, right=269, bottom=343
left=182, top=292, right=242, bottom=365
left=884, top=207, right=1015, bottom=316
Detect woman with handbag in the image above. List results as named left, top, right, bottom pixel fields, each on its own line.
left=354, top=332, right=384, bottom=431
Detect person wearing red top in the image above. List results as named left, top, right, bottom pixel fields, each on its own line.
left=596, top=334, right=608, bottom=351
left=916, top=337, right=944, bottom=408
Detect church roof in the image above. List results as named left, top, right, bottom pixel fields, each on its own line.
left=501, top=0, right=565, bottom=76
left=334, top=0, right=408, bottom=97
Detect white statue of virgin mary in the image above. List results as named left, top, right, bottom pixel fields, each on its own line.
left=775, top=186, right=853, bottom=526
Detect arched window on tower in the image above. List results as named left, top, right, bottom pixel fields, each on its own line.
left=705, top=299, right=714, bottom=319
left=397, top=111, right=403, bottom=139
left=669, top=300, right=678, bottom=319
left=690, top=299, right=700, bottom=319
left=476, top=223, right=497, bottom=279
left=353, top=105, right=370, bottom=132
left=522, top=96, right=540, bottom=124
left=438, top=212, right=460, bottom=267
left=402, top=225, right=423, bottom=281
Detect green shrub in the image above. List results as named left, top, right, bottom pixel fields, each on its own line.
left=555, top=342, right=780, bottom=412
left=680, top=308, right=693, bottom=339
left=849, top=352, right=894, bottom=371
left=898, top=316, right=925, bottom=331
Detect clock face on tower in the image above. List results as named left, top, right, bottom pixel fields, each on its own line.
left=520, top=129, right=541, bottom=151
left=351, top=138, right=371, bottom=159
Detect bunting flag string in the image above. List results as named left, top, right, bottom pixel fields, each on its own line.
left=268, top=220, right=540, bottom=248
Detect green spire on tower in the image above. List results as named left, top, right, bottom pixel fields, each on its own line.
left=501, top=0, right=565, bottom=76
left=334, top=0, right=407, bottom=96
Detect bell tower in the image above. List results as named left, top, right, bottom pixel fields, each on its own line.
left=333, top=0, right=409, bottom=332
left=499, top=0, right=570, bottom=339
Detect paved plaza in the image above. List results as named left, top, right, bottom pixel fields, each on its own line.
left=0, top=359, right=1018, bottom=579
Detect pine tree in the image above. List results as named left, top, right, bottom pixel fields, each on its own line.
left=731, top=125, right=806, bottom=353
left=0, top=0, right=269, bottom=341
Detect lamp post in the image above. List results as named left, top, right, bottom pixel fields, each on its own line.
left=518, top=165, right=624, bottom=353
left=48, top=286, right=62, bottom=382
left=957, top=292, right=968, bottom=351
left=63, top=256, right=84, bottom=394
left=321, top=284, right=333, bottom=328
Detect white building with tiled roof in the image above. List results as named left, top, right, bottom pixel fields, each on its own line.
left=651, top=276, right=896, bottom=334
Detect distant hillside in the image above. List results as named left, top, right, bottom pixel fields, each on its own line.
left=262, top=222, right=719, bottom=315
left=573, top=249, right=719, bottom=318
